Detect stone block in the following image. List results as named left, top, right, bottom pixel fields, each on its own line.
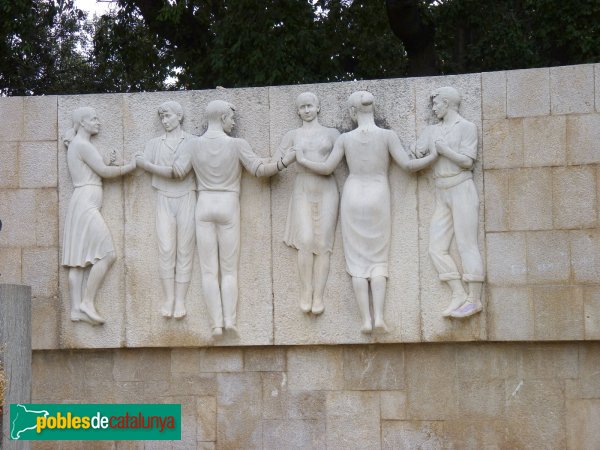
left=0, top=188, right=36, bottom=247
left=507, top=68, right=550, bottom=117
left=504, top=378, right=565, bottom=449
left=381, top=420, right=445, bottom=450
left=32, top=351, right=85, bottom=402
left=22, top=246, right=58, bottom=298
left=570, top=230, right=600, bottom=283
left=487, top=287, right=533, bottom=340
left=0, top=96, right=24, bottom=141
left=457, top=379, right=505, bottom=418
left=380, top=391, right=407, bottom=420
left=522, top=115, right=566, bottom=167
left=518, top=343, right=579, bottom=379
left=532, top=286, right=584, bottom=340
left=486, top=232, right=527, bottom=285
left=171, top=348, right=243, bottom=374
left=244, top=347, right=286, bottom=371
left=35, top=188, right=59, bottom=247
left=567, top=114, right=600, bottom=164
left=196, top=396, right=216, bottom=442
left=482, top=70, right=506, bottom=119
left=342, top=345, right=405, bottom=390
left=0, top=142, right=19, bottom=187
left=583, top=286, right=600, bottom=339
left=0, top=246, right=21, bottom=285
left=508, top=168, right=553, bottom=231
left=262, top=419, right=325, bottom=450
left=217, top=372, right=262, bottom=449
left=578, top=344, right=600, bottom=398
left=567, top=399, right=600, bottom=450
left=31, top=297, right=59, bottom=350
left=287, top=347, right=343, bottom=391
left=483, top=169, right=509, bottom=231
left=550, top=64, right=595, bottom=114
left=405, top=344, right=457, bottom=420
left=166, top=374, right=217, bottom=397
left=113, top=349, right=171, bottom=381
left=455, top=343, right=517, bottom=380
left=261, top=371, right=287, bottom=419
left=482, top=118, right=523, bottom=169
left=553, top=166, right=597, bottom=229
left=287, top=390, right=326, bottom=420
left=23, top=95, right=58, bottom=141
left=326, top=391, right=380, bottom=450
left=526, top=230, right=570, bottom=284
left=19, top=141, right=57, bottom=188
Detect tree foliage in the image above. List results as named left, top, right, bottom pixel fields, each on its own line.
left=1, top=0, right=598, bottom=95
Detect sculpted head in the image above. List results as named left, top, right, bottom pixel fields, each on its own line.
left=63, top=107, right=99, bottom=146
left=430, top=87, right=461, bottom=120
left=296, top=92, right=320, bottom=122
left=206, top=100, right=236, bottom=134
left=347, top=91, right=374, bottom=122
left=158, top=101, right=183, bottom=132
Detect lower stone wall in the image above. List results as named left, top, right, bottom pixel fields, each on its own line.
left=31, top=343, right=600, bottom=449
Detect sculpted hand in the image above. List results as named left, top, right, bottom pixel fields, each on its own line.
left=435, top=138, right=448, bottom=156
left=135, top=153, right=147, bottom=170
left=282, top=150, right=296, bottom=167
left=295, top=147, right=306, bottom=164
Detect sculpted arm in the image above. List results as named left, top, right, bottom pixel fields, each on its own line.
left=295, top=134, right=344, bottom=175
left=136, top=141, right=176, bottom=178
left=79, top=143, right=135, bottom=178
left=435, top=123, right=476, bottom=169
left=239, top=139, right=296, bottom=177
left=389, top=130, right=437, bottom=172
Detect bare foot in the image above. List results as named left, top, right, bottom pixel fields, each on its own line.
left=160, top=299, right=174, bottom=318
left=212, top=327, right=223, bottom=337
left=71, top=309, right=97, bottom=324
left=450, top=301, right=483, bottom=319
left=300, top=292, right=312, bottom=313
left=361, top=321, right=373, bottom=334
left=173, top=302, right=187, bottom=319
left=224, top=321, right=238, bottom=335
left=373, top=318, right=388, bottom=333
left=79, top=302, right=106, bottom=324
left=311, top=298, right=324, bottom=315
left=442, top=293, right=467, bottom=317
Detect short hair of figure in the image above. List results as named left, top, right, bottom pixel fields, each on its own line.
left=295, top=92, right=320, bottom=109
left=206, top=100, right=235, bottom=122
left=431, top=87, right=461, bottom=110
left=158, top=101, right=184, bottom=122
left=347, top=91, right=374, bottom=112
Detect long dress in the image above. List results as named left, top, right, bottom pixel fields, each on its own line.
left=61, top=143, right=114, bottom=268
left=283, top=131, right=339, bottom=255
left=340, top=128, right=392, bottom=279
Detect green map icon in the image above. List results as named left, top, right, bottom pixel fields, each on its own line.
left=10, top=404, right=49, bottom=440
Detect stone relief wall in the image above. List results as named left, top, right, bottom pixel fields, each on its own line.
left=0, top=64, right=599, bottom=349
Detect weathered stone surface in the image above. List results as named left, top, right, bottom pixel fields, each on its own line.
left=31, top=297, right=59, bottom=350
left=519, top=343, right=579, bottom=379
left=380, top=390, right=407, bottom=420
left=287, top=347, right=343, bottom=391
left=22, top=246, right=58, bottom=298
left=482, top=70, right=506, bottom=120
left=570, top=230, right=600, bottom=283
left=23, top=96, right=58, bottom=142
left=550, top=64, right=595, bottom=114
left=486, top=232, right=527, bottom=285
left=457, top=379, right=505, bottom=418
left=583, top=286, right=600, bottom=339
left=455, top=343, right=517, bottom=380
left=34, top=188, right=59, bottom=247
left=0, top=188, right=36, bottom=247
left=113, top=349, right=171, bottom=381
left=342, top=345, right=405, bottom=390
left=19, top=141, right=57, bottom=188
left=483, top=169, right=509, bottom=231
left=567, top=399, right=600, bottom=450
left=532, top=286, right=584, bottom=340
left=508, top=168, right=553, bottom=231
left=522, top=115, right=566, bottom=167
left=552, top=166, right=597, bottom=229
left=263, top=419, right=325, bottom=450
left=482, top=118, right=523, bottom=169
left=0, top=142, right=19, bottom=187
left=507, top=68, right=550, bottom=117
left=261, top=371, right=287, bottom=420
left=196, top=396, right=217, bottom=442
left=326, top=391, right=380, bottom=450
left=244, top=347, right=286, bottom=372
left=0, top=246, right=21, bottom=284
left=526, top=230, right=570, bottom=284
left=287, top=390, right=326, bottom=420
left=171, top=348, right=243, bottom=374
left=382, top=420, right=445, bottom=450
left=487, top=287, right=533, bottom=340
left=567, top=113, right=600, bottom=165
left=0, top=96, right=24, bottom=141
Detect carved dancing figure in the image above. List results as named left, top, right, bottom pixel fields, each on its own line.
left=173, top=100, right=296, bottom=337
left=278, top=92, right=340, bottom=315
left=62, top=107, right=136, bottom=324
left=414, top=86, right=485, bottom=318
left=135, top=101, right=197, bottom=319
left=296, top=91, right=437, bottom=333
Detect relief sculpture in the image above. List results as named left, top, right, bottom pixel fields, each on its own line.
left=62, top=107, right=136, bottom=325
left=296, top=91, right=437, bottom=333
left=278, top=92, right=340, bottom=315
left=414, top=87, right=485, bottom=318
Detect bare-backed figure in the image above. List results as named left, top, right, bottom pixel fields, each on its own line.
left=62, top=107, right=136, bottom=325
left=279, top=92, right=340, bottom=315
left=173, top=100, right=296, bottom=337
left=296, top=91, right=437, bottom=334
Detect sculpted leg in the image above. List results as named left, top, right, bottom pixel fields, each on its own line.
left=197, top=221, right=223, bottom=334
left=68, top=267, right=89, bottom=322
left=371, top=276, right=388, bottom=332
left=156, top=194, right=177, bottom=318
left=352, top=277, right=372, bottom=333
left=160, top=278, right=175, bottom=317
left=173, top=282, right=189, bottom=319
left=311, top=253, right=331, bottom=315
left=218, top=203, right=240, bottom=334
left=297, top=250, right=314, bottom=313
left=80, top=251, right=116, bottom=324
